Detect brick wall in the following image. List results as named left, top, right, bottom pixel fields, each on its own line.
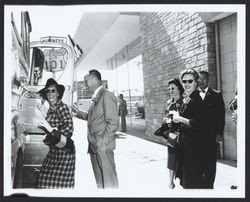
left=140, top=12, right=217, bottom=144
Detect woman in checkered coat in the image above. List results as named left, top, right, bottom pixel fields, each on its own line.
left=36, top=78, right=75, bottom=188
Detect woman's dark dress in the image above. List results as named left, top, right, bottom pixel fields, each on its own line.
left=176, top=90, right=204, bottom=189
left=165, top=97, right=183, bottom=170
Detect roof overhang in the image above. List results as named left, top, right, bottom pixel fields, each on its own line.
left=73, top=12, right=140, bottom=71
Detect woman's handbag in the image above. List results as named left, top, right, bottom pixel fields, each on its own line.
left=38, top=125, right=75, bottom=153
left=154, top=123, right=170, bottom=139
left=167, top=131, right=180, bottom=148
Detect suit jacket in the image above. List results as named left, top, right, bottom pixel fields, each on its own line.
left=76, top=87, right=119, bottom=153
left=203, top=87, right=225, bottom=139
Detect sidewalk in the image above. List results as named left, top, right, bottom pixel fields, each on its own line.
left=70, top=118, right=243, bottom=197
left=123, top=116, right=238, bottom=167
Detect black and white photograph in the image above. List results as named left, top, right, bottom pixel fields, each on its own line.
left=3, top=4, right=245, bottom=198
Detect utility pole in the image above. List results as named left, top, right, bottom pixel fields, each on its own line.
left=126, top=45, right=132, bottom=125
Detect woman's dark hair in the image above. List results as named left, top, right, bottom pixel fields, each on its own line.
left=180, top=68, right=200, bottom=82
left=168, top=78, right=184, bottom=95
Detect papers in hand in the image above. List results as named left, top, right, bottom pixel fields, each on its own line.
left=168, top=110, right=179, bottom=116
left=168, top=110, right=180, bottom=122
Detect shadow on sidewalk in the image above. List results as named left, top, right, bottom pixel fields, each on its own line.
left=117, top=117, right=237, bottom=168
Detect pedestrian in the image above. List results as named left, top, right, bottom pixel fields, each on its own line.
left=163, top=78, right=184, bottom=189
left=118, top=94, right=128, bottom=132
left=36, top=78, right=75, bottom=188
left=199, top=70, right=225, bottom=189
left=171, top=68, right=204, bottom=189
left=72, top=69, right=119, bottom=189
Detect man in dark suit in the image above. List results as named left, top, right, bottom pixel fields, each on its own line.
left=72, top=69, right=119, bottom=189
left=199, top=70, right=225, bottom=189
left=118, top=94, right=128, bottom=132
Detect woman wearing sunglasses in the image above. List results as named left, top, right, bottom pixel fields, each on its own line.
left=170, top=68, right=204, bottom=189
left=163, top=78, right=184, bottom=189
left=36, top=78, right=75, bottom=188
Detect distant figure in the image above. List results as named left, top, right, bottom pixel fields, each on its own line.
left=118, top=94, right=128, bottom=132
left=199, top=70, right=225, bottom=189
left=33, top=66, right=42, bottom=85
left=72, top=69, right=119, bottom=189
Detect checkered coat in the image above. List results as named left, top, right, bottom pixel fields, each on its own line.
left=37, top=100, right=75, bottom=188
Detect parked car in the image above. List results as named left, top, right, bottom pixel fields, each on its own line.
left=136, top=105, right=145, bottom=119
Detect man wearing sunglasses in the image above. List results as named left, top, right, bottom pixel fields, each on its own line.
left=72, top=69, right=119, bottom=189
left=199, top=70, right=225, bottom=189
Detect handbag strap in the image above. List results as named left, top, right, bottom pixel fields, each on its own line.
left=169, top=115, right=174, bottom=132
left=169, top=114, right=181, bottom=133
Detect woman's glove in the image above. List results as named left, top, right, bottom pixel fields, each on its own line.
left=50, top=130, right=75, bottom=153
left=37, top=123, right=74, bottom=152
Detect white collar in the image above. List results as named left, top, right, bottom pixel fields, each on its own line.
left=92, top=85, right=103, bottom=99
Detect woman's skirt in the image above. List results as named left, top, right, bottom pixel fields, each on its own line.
left=37, top=146, right=75, bottom=188
left=167, top=146, right=178, bottom=170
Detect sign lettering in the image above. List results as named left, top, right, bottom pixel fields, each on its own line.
left=40, top=36, right=67, bottom=44
left=43, top=48, right=67, bottom=72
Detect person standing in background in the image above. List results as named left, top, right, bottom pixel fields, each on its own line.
left=199, top=70, right=225, bottom=189
left=72, top=69, right=119, bottom=189
left=118, top=94, right=128, bottom=132
left=163, top=78, right=184, bottom=189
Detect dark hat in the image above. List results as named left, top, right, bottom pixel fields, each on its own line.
left=38, top=78, right=65, bottom=100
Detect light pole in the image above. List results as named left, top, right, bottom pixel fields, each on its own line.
left=126, top=45, right=132, bottom=125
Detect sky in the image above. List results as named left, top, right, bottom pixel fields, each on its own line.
left=7, top=5, right=83, bottom=42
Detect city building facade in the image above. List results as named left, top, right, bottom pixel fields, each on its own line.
left=74, top=12, right=237, bottom=161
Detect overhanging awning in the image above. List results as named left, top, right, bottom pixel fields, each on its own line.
left=73, top=12, right=140, bottom=71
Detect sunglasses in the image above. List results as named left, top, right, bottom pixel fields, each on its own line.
left=46, top=89, right=57, bottom=94
left=182, top=79, right=194, bottom=84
